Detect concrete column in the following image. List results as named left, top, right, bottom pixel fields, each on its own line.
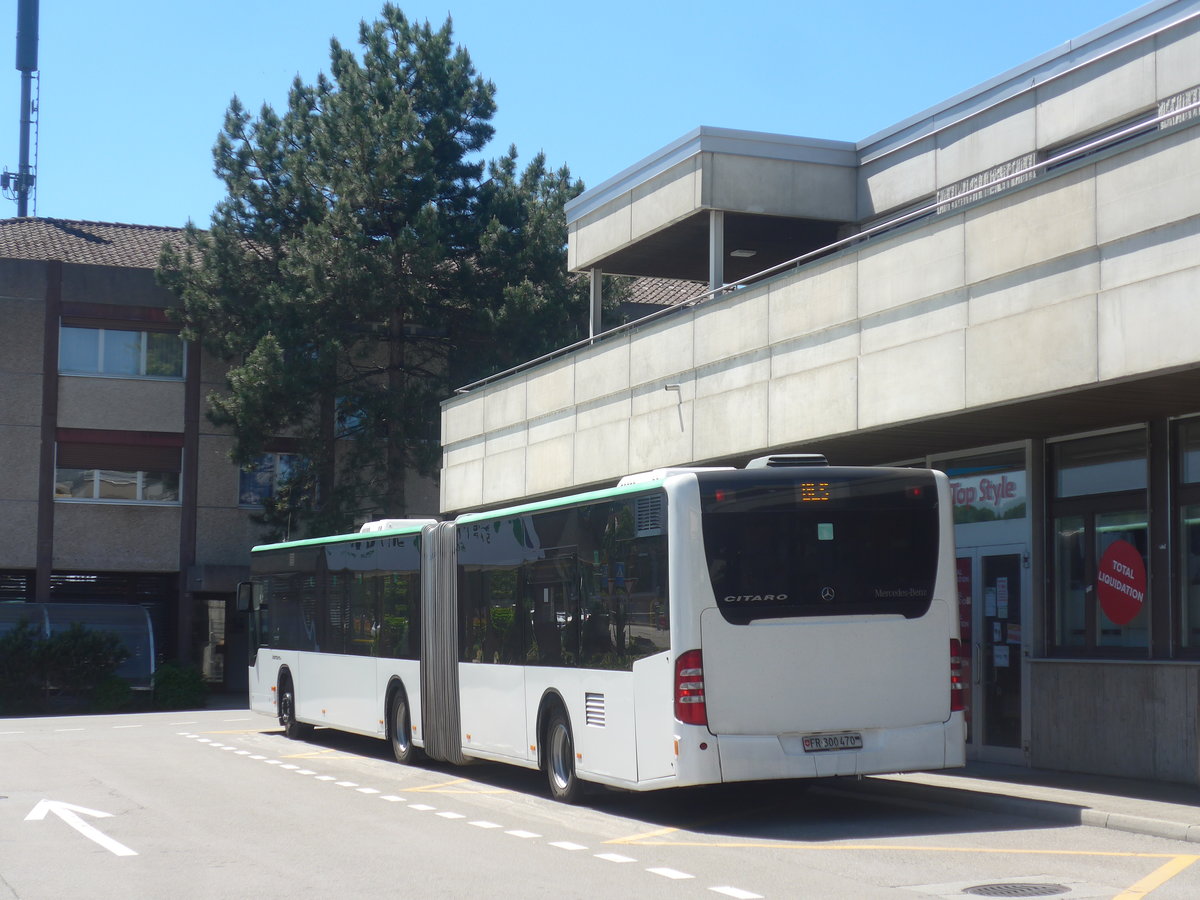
left=589, top=267, right=603, bottom=337
left=709, top=209, right=725, bottom=292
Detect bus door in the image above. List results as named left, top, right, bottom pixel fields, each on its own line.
left=956, top=544, right=1027, bottom=761
left=238, top=581, right=276, bottom=714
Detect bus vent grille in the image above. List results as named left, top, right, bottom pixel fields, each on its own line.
left=635, top=495, right=663, bottom=537
left=585, top=692, right=606, bottom=727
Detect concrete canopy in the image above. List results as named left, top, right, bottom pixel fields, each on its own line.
left=566, top=126, right=856, bottom=286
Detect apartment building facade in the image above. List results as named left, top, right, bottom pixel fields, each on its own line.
left=0, top=219, right=269, bottom=689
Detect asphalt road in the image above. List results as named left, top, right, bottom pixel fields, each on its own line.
left=2, top=707, right=1198, bottom=899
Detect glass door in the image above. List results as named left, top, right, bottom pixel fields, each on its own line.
left=956, top=544, right=1027, bottom=761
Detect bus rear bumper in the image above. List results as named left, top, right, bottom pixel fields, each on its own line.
left=708, top=715, right=966, bottom=784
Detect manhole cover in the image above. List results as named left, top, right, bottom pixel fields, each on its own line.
left=963, top=886, right=1071, bottom=898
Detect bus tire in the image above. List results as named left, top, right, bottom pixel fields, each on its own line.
left=545, top=705, right=583, bottom=804
left=388, top=688, right=423, bottom=765
left=278, top=673, right=309, bottom=740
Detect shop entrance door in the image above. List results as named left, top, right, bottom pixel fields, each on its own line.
left=956, top=544, right=1026, bottom=762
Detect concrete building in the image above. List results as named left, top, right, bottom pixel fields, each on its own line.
left=439, top=0, right=1200, bottom=783
left=0, top=219, right=263, bottom=689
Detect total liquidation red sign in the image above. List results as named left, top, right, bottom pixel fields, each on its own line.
left=1096, top=539, right=1147, bottom=626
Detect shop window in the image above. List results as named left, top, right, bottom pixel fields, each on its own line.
left=55, top=436, right=181, bottom=504
left=1049, top=430, right=1148, bottom=655
left=1178, top=420, right=1200, bottom=652
left=60, top=325, right=185, bottom=379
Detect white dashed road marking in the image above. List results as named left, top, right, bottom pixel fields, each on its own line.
left=178, top=732, right=765, bottom=898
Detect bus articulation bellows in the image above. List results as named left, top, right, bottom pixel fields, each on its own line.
left=239, top=455, right=966, bottom=802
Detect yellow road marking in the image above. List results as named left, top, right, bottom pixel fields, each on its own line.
left=606, top=826, right=679, bottom=845
left=1113, top=854, right=1199, bottom=899
left=406, top=778, right=509, bottom=795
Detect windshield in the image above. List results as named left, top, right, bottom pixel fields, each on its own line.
left=698, top=468, right=940, bottom=623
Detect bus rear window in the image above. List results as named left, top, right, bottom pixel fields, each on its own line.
left=698, top=469, right=939, bottom=622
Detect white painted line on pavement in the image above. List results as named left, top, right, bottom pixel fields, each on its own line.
left=595, top=853, right=636, bottom=863
left=648, top=867, right=694, bottom=880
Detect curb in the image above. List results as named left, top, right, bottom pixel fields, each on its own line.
left=819, top=775, right=1200, bottom=845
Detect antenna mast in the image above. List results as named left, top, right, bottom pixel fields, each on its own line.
left=5, top=0, right=39, bottom=216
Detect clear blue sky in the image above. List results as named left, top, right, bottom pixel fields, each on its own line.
left=1, top=0, right=1147, bottom=228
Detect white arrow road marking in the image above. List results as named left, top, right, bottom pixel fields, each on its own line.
left=25, top=799, right=138, bottom=857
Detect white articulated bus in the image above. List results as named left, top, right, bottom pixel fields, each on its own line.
left=240, top=455, right=966, bottom=801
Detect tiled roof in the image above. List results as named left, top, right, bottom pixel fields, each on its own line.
left=0, top=217, right=188, bottom=269
left=626, top=276, right=705, bottom=307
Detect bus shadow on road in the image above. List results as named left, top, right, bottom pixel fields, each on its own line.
left=273, top=725, right=1068, bottom=844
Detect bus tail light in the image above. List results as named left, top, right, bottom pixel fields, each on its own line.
left=949, top=639, right=965, bottom=712
left=675, top=649, right=707, bottom=726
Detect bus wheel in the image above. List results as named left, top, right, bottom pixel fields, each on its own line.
left=279, top=676, right=306, bottom=740
left=545, top=706, right=582, bottom=803
left=388, top=690, right=422, bottom=765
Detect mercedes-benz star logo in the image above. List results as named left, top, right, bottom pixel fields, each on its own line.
left=820, top=586, right=836, bottom=602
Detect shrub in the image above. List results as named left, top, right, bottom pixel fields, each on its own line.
left=153, top=662, right=209, bottom=710
left=43, top=624, right=129, bottom=696
left=90, top=673, right=135, bottom=712
left=0, top=620, right=46, bottom=715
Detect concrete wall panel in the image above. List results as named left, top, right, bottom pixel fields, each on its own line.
left=0, top=428, right=41, bottom=501
left=1154, top=14, right=1200, bottom=97
left=575, top=339, right=630, bottom=405
left=965, top=294, right=1098, bottom=406
left=969, top=251, right=1100, bottom=326
left=768, top=359, right=859, bottom=448
left=58, top=377, right=186, bottom=433
left=860, top=290, right=968, bottom=356
left=858, top=331, right=965, bottom=427
left=771, top=323, right=859, bottom=378
left=630, top=158, right=701, bottom=241
left=935, top=93, right=1037, bottom=188
left=0, top=374, right=43, bottom=427
left=483, top=379, right=528, bottom=435
left=767, top=256, right=858, bottom=342
left=1099, top=266, right=1200, bottom=379
left=0, top=500, right=38, bottom=565
left=53, top=503, right=180, bottom=570
left=1031, top=661, right=1200, bottom=784
left=441, top=455, right=484, bottom=512
left=1100, top=216, right=1200, bottom=291
left=1036, top=44, right=1157, bottom=149
left=708, top=155, right=855, bottom=220
left=693, top=289, right=769, bottom=368
left=0, top=297, right=44, bottom=374
left=629, top=388, right=694, bottom=475
left=525, top=433, right=575, bottom=497
left=481, top=448, right=526, bottom=507
left=443, top=394, right=485, bottom=446
left=572, top=416, right=630, bottom=484
left=1096, top=128, right=1200, bottom=245
left=693, top=355, right=769, bottom=459
left=964, top=168, right=1097, bottom=284
left=195, top=434, right=240, bottom=509
left=858, top=217, right=965, bottom=316
left=194, top=508, right=267, bottom=567
left=628, top=316, right=695, bottom=385
left=858, top=136, right=935, bottom=219
left=525, top=359, right=574, bottom=421
left=570, top=198, right=633, bottom=272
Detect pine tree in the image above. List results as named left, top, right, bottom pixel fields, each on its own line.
left=159, top=6, right=599, bottom=538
